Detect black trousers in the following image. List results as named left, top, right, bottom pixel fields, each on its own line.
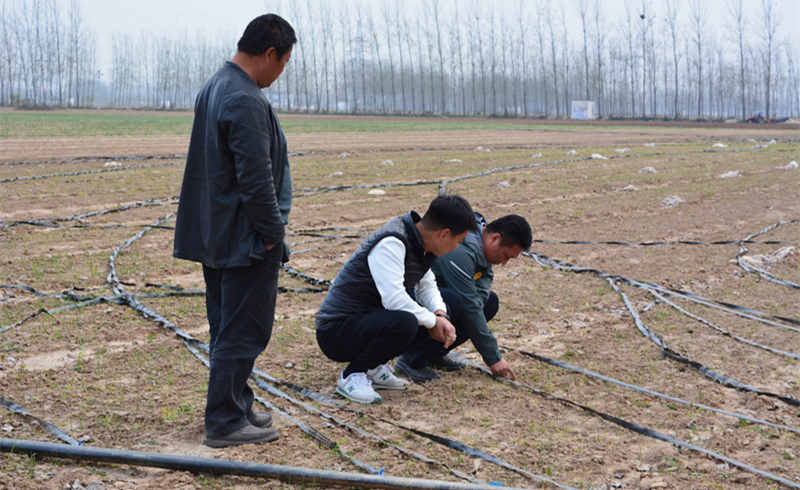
left=202, top=247, right=280, bottom=438
left=316, top=309, right=422, bottom=376
left=402, top=288, right=499, bottom=368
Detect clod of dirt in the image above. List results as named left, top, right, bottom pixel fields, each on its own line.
left=379, top=160, right=394, bottom=167
left=337, top=152, right=351, bottom=158
left=104, top=161, right=121, bottom=167
left=712, top=143, right=727, bottom=148
left=719, top=170, right=740, bottom=178
left=643, top=142, right=656, bottom=147
left=368, top=189, right=386, bottom=195
left=442, top=158, right=463, bottom=163
left=777, top=161, right=798, bottom=170
left=591, top=153, right=608, bottom=160
left=473, top=146, right=492, bottom=152
left=531, top=152, right=543, bottom=158
left=329, top=171, right=344, bottom=177
left=566, top=149, right=578, bottom=156
left=751, top=144, right=768, bottom=149
left=622, top=184, right=638, bottom=192
left=496, top=181, right=511, bottom=189
left=615, top=148, right=630, bottom=153
left=639, top=166, right=657, bottom=174
left=767, top=139, right=777, bottom=145
left=662, top=195, right=684, bottom=207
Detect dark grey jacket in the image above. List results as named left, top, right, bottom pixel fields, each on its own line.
left=431, top=213, right=501, bottom=366
left=316, top=211, right=436, bottom=329
left=174, top=61, right=290, bottom=268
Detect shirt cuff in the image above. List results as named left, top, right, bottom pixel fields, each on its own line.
left=420, top=310, right=437, bottom=329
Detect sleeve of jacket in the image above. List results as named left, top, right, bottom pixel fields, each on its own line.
left=222, top=93, right=285, bottom=246
left=439, top=246, right=502, bottom=366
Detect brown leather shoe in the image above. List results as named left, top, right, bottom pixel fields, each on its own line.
left=203, top=423, right=279, bottom=448
left=247, top=410, right=273, bottom=428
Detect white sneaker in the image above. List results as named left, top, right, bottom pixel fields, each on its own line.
left=367, top=363, right=411, bottom=390
left=336, top=371, right=382, bottom=404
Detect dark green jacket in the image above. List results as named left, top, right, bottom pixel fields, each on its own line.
left=173, top=61, right=291, bottom=268
left=431, top=223, right=501, bottom=366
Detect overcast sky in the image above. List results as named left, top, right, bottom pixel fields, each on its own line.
left=80, top=0, right=800, bottom=81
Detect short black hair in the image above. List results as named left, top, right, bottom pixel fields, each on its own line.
left=486, top=214, right=532, bottom=250
left=420, top=195, right=477, bottom=235
left=237, top=14, right=297, bottom=58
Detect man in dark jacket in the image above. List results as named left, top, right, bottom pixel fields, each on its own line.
left=173, top=14, right=295, bottom=448
left=316, top=195, right=477, bottom=404
left=396, top=214, right=532, bottom=382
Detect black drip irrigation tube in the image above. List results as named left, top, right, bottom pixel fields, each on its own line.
left=0, top=161, right=184, bottom=184
left=244, top=367, right=574, bottom=489
left=0, top=196, right=178, bottom=230
left=0, top=438, right=520, bottom=490
left=533, top=238, right=793, bottom=247
left=525, top=251, right=800, bottom=408
left=736, top=218, right=800, bottom=290
left=448, top=354, right=800, bottom=489
left=0, top=398, right=80, bottom=446
left=505, top=346, right=800, bottom=435
left=182, top=342, right=382, bottom=476
left=0, top=151, right=310, bottom=168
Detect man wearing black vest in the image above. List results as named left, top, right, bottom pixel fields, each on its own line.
left=173, top=14, right=295, bottom=448
left=316, top=195, right=478, bottom=404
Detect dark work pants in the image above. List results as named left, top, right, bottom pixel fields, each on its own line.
left=202, top=248, right=280, bottom=438
left=403, top=288, right=499, bottom=368
left=316, top=310, right=420, bottom=377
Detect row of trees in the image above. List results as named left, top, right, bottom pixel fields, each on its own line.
left=1, top=0, right=798, bottom=119
left=0, top=0, right=98, bottom=107
left=265, top=0, right=798, bottom=119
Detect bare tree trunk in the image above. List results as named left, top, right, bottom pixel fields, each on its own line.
left=760, top=0, right=778, bottom=119
left=665, top=0, right=680, bottom=118
left=382, top=3, right=395, bottom=113
left=430, top=0, right=446, bottom=114
left=547, top=2, right=559, bottom=117
left=592, top=0, right=605, bottom=116
left=518, top=0, right=528, bottom=117
left=578, top=0, right=590, bottom=100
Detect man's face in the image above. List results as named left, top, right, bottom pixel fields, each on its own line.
left=483, top=232, right=523, bottom=265
left=260, top=46, right=292, bottom=88
left=433, top=228, right=467, bottom=256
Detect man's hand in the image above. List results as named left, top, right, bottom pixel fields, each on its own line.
left=265, top=243, right=276, bottom=251
left=489, top=359, right=515, bottom=380
left=428, top=315, right=456, bottom=348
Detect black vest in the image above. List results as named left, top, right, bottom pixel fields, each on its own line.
left=316, top=211, right=435, bottom=328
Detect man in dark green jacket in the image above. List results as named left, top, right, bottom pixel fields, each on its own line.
left=396, top=214, right=532, bottom=382
left=173, top=14, right=295, bottom=448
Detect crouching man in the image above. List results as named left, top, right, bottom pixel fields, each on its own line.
left=396, top=214, right=532, bottom=382
left=315, top=195, right=478, bottom=403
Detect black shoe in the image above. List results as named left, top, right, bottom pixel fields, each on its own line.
left=428, top=354, right=464, bottom=372
left=203, top=423, right=279, bottom=448
left=395, top=355, right=440, bottom=383
left=247, top=410, right=273, bottom=428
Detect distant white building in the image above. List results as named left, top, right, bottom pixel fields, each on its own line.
left=571, top=100, right=597, bottom=120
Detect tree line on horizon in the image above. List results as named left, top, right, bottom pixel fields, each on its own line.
left=1, top=0, right=798, bottom=120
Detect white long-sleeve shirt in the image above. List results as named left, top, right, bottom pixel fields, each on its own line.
left=367, top=236, right=446, bottom=328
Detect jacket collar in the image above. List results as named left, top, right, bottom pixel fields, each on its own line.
left=402, top=211, right=435, bottom=264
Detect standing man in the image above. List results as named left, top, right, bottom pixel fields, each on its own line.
left=173, top=14, right=296, bottom=448
left=316, top=195, right=478, bottom=404
left=396, top=214, right=532, bottom=382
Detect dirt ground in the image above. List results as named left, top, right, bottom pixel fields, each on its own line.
left=1, top=115, right=799, bottom=489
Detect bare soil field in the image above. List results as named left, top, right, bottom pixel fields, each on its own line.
left=1, top=114, right=799, bottom=489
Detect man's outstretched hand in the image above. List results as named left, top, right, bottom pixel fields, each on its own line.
left=489, top=359, right=516, bottom=380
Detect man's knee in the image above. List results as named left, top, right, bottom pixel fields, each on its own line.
left=392, top=311, right=419, bottom=344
